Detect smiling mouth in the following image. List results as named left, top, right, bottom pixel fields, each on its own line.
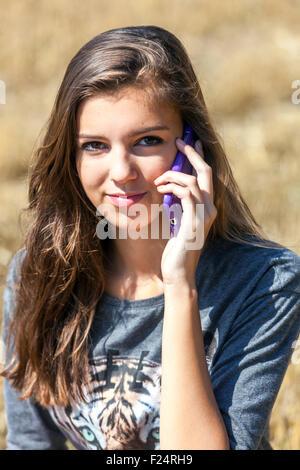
left=106, top=192, right=147, bottom=207
left=107, top=192, right=146, bottom=197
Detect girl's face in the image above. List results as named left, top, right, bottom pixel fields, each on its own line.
left=76, top=86, right=183, bottom=232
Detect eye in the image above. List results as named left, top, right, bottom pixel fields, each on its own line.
left=81, top=141, right=107, bottom=152
left=152, top=427, right=160, bottom=440
left=137, top=136, right=163, bottom=146
left=79, top=425, right=97, bottom=443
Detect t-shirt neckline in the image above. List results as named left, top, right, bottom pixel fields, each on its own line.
left=99, top=290, right=165, bottom=307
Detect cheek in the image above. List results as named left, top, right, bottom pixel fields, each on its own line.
left=76, top=159, right=106, bottom=191
left=147, top=145, right=177, bottom=182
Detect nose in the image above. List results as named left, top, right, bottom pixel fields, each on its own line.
left=109, top=145, right=138, bottom=184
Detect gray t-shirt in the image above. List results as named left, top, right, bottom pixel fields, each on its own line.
left=2, top=237, right=300, bottom=450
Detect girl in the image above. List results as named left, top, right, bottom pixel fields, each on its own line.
left=2, top=25, right=300, bottom=450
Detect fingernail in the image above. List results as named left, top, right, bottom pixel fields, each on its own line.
left=176, top=138, right=185, bottom=146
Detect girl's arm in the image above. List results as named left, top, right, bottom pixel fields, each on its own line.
left=155, top=138, right=229, bottom=449
left=160, top=281, right=229, bottom=450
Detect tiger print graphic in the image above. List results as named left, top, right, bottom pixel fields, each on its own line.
left=49, top=350, right=161, bottom=450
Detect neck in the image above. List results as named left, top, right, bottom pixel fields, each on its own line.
left=102, top=212, right=171, bottom=283
left=108, top=236, right=167, bottom=281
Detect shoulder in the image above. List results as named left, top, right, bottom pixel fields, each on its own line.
left=4, top=247, right=27, bottom=288
left=201, top=236, right=300, bottom=294
left=2, top=247, right=27, bottom=328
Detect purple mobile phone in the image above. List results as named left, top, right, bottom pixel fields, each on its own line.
left=163, top=124, right=196, bottom=235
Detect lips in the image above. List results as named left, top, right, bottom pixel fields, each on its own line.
left=106, top=192, right=147, bottom=207
left=107, top=192, right=144, bottom=197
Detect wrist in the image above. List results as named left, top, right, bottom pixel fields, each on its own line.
left=163, top=279, right=197, bottom=295
left=163, top=281, right=199, bottom=318
left=162, top=266, right=200, bottom=290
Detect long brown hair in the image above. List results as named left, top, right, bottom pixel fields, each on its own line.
left=1, top=25, right=282, bottom=407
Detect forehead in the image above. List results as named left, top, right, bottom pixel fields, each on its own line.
left=76, top=86, right=180, bottom=130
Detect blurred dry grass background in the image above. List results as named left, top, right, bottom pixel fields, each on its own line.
left=0, top=0, right=299, bottom=450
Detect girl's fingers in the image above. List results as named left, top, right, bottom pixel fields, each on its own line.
left=176, top=138, right=215, bottom=204
left=154, top=172, right=203, bottom=203
left=154, top=171, right=197, bottom=186
left=157, top=183, right=202, bottom=218
left=156, top=183, right=205, bottom=240
left=156, top=182, right=193, bottom=198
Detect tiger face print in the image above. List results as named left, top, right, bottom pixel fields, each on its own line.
left=49, top=352, right=161, bottom=450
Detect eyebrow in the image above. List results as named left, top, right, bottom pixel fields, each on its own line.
left=76, top=125, right=170, bottom=140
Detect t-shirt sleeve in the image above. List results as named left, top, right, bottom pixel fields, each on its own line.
left=1, top=250, right=68, bottom=450
left=210, top=249, right=300, bottom=450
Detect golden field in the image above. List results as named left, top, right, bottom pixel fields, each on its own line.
left=0, top=0, right=299, bottom=450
